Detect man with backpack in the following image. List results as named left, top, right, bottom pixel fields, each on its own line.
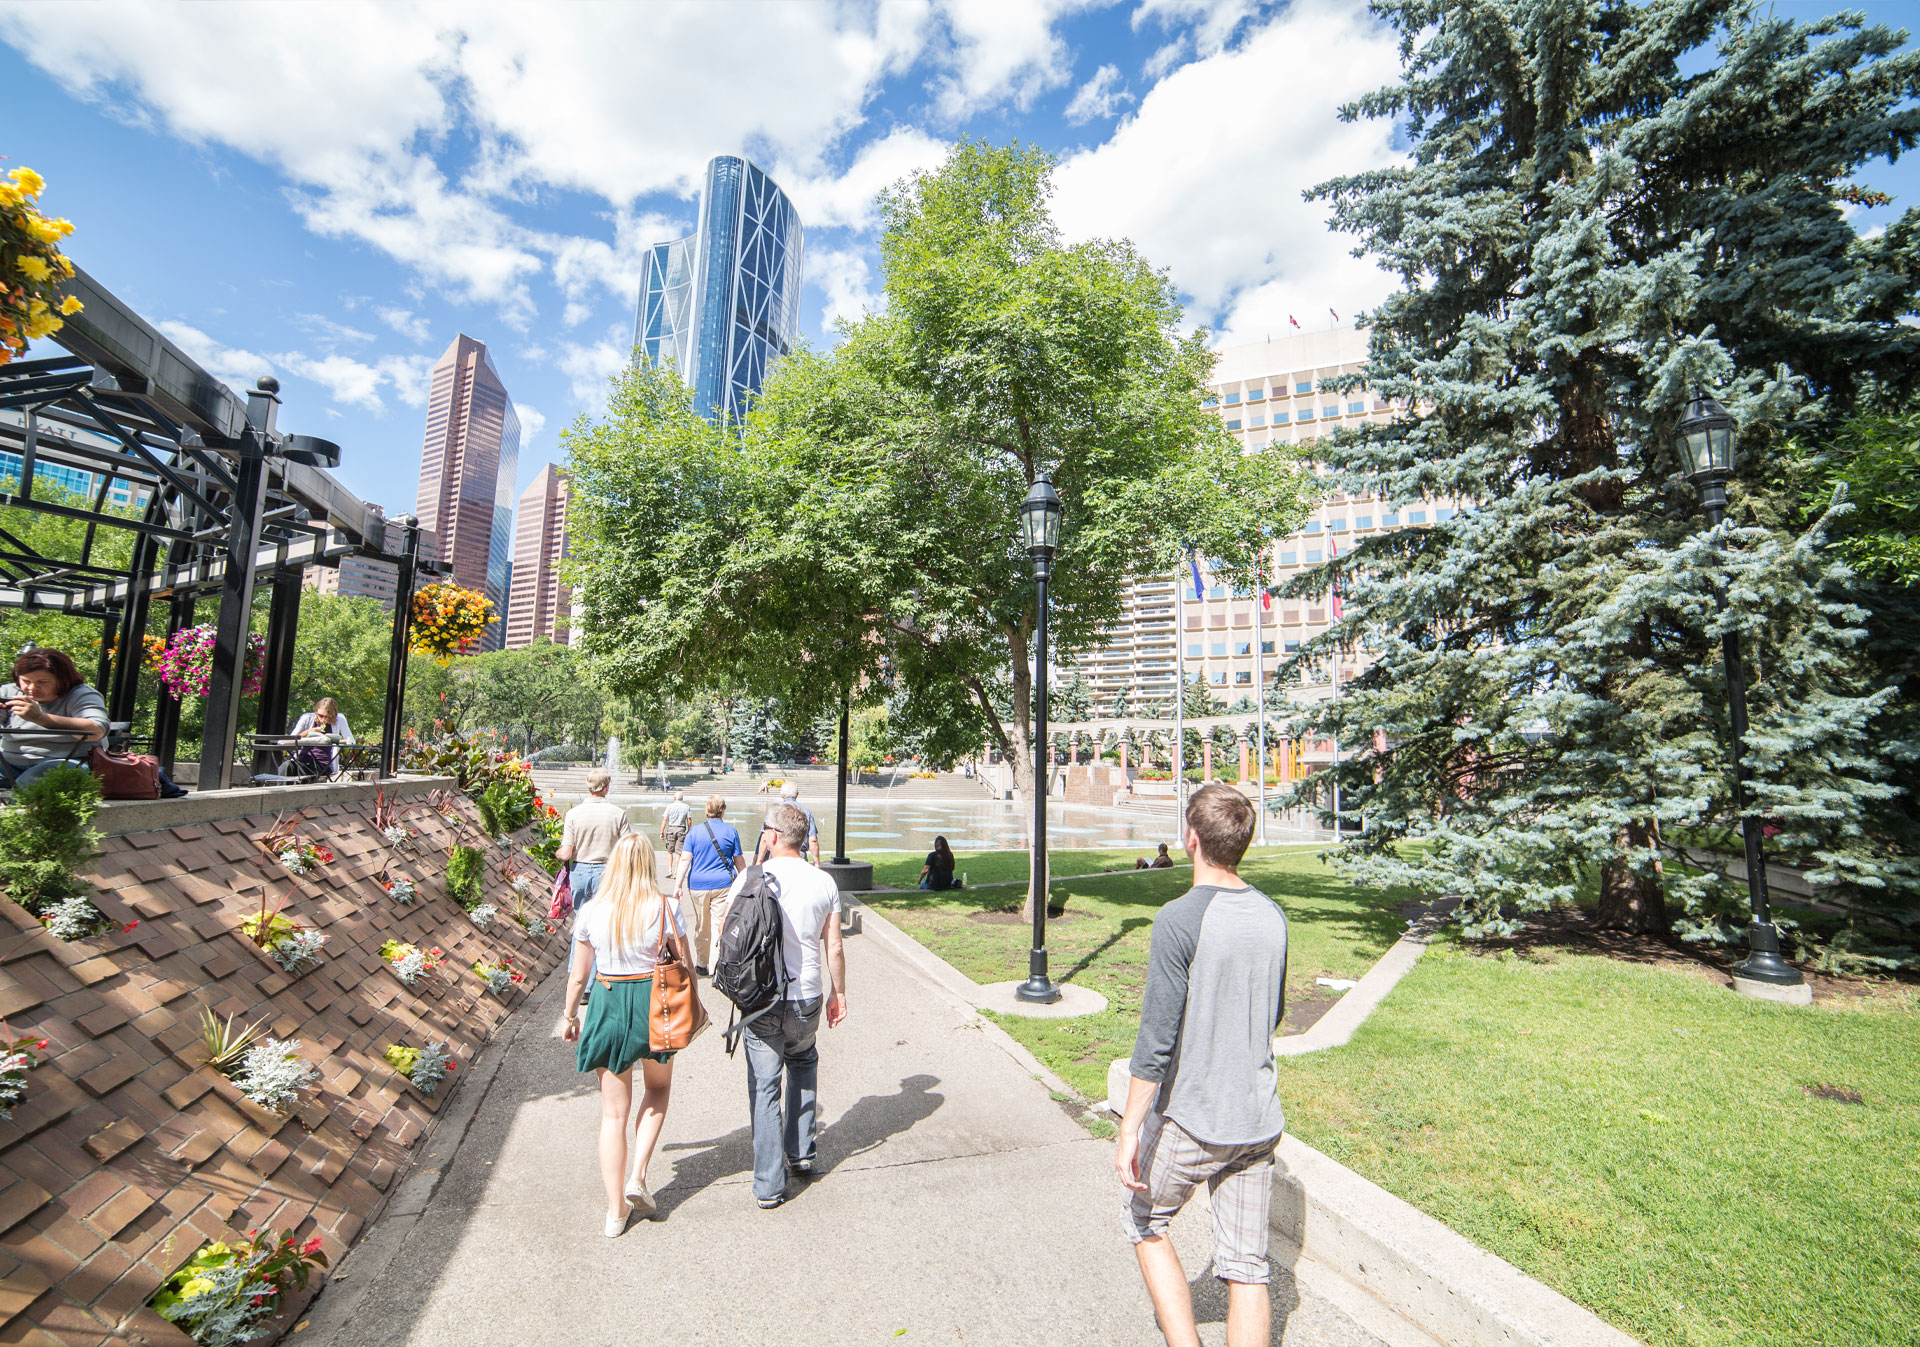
left=716, top=802, right=846, bottom=1209
left=673, top=795, right=745, bottom=975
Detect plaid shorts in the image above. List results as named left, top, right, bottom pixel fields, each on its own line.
left=1122, top=1111, right=1279, bottom=1284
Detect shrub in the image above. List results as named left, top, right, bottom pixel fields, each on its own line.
left=0, top=763, right=101, bottom=917
left=446, top=845, right=485, bottom=910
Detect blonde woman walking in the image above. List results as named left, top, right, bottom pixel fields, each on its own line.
left=561, top=832, right=692, bottom=1237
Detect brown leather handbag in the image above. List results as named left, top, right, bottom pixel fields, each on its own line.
left=648, top=897, right=709, bottom=1052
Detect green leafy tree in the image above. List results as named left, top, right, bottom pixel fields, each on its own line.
left=1295, top=0, right=1920, bottom=939
left=288, top=592, right=393, bottom=738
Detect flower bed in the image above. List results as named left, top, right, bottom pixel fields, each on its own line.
left=150, top=1229, right=328, bottom=1347
left=0, top=1022, right=47, bottom=1120
left=383, top=1041, right=455, bottom=1096
left=471, top=955, right=525, bottom=997
left=379, top=939, right=445, bottom=987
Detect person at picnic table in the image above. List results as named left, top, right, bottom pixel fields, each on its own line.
left=289, top=696, right=355, bottom=777
left=0, top=649, right=108, bottom=789
left=918, top=836, right=962, bottom=891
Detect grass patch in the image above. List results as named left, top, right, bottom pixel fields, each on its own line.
left=1278, top=943, right=1920, bottom=1347
left=860, top=846, right=1189, bottom=890
left=864, top=847, right=1414, bottom=1098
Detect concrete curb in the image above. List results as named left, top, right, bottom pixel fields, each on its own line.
left=1273, top=1137, right=1642, bottom=1347
left=1274, top=900, right=1455, bottom=1057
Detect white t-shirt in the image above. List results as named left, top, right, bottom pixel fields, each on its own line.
left=727, top=856, right=841, bottom=1001
left=572, top=896, right=684, bottom=977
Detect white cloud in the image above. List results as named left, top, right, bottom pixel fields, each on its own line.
left=514, top=402, right=547, bottom=448
left=928, top=0, right=1098, bottom=120
left=1052, top=0, right=1403, bottom=345
left=273, top=350, right=437, bottom=414
left=1131, top=0, right=1260, bottom=60
left=296, top=313, right=375, bottom=345
left=779, top=128, right=951, bottom=233
left=376, top=305, right=433, bottom=344
left=156, top=321, right=275, bottom=394
left=810, top=247, right=884, bottom=329
left=1065, top=64, right=1132, bottom=124
left=554, top=332, right=631, bottom=413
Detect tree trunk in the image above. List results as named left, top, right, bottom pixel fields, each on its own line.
left=1596, top=818, right=1669, bottom=932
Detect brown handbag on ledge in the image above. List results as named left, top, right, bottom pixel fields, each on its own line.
left=648, top=896, right=709, bottom=1052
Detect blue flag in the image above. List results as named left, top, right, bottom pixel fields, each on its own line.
left=1188, top=551, right=1205, bottom=600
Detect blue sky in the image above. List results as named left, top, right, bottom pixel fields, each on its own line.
left=4, top=0, right=1918, bottom=519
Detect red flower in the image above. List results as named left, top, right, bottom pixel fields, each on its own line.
left=122, top=921, right=140, bottom=933
left=447, top=1060, right=458, bottom=1071
left=34, top=1039, right=48, bottom=1049
left=302, top=1235, right=323, bottom=1256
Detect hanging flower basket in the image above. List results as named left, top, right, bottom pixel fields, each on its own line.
left=0, top=166, right=84, bottom=369
left=410, top=583, right=495, bottom=660
left=157, top=625, right=265, bottom=700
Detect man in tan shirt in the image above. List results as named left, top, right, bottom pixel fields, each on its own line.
left=556, top=768, right=631, bottom=909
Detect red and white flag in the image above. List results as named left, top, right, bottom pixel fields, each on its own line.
left=1329, top=307, right=1340, bottom=323
left=1288, top=315, right=1300, bottom=329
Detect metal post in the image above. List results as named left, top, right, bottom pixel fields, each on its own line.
left=196, top=446, right=268, bottom=791
left=380, top=522, right=421, bottom=778
left=1253, top=570, right=1269, bottom=847
left=834, top=695, right=851, bottom=865
left=1702, top=497, right=1804, bottom=992
left=1018, top=556, right=1061, bottom=1004
left=253, top=574, right=302, bottom=772
left=107, top=533, right=158, bottom=724
left=151, top=591, right=194, bottom=775
left=95, top=619, right=114, bottom=696
left=1174, top=561, right=1187, bottom=841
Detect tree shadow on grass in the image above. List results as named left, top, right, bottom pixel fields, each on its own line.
left=1060, top=917, right=1151, bottom=984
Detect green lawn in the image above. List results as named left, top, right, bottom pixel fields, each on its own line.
left=862, top=846, right=1413, bottom=1098
left=861, top=845, right=1194, bottom=890
left=1278, top=943, right=1920, bottom=1347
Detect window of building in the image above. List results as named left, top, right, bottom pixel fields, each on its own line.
left=1272, top=410, right=1289, bottom=424
left=1284, top=640, right=1301, bottom=653
left=1328, top=518, right=1348, bottom=532
left=1224, top=418, right=1241, bottom=431
left=1347, top=402, right=1366, bottom=416
left=1209, top=671, right=1227, bottom=686
left=1301, top=519, right=1321, bottom=533
left=1235, top=641, right=1252, bottom=656
left=1381, top=513, right=1399, bottom=527
left=1210, top=642, right=1227, bottom=656
left=1297, top=407, right=1315, bottom=422
left=1322, top=406, right=1341, bottom=419
left=1201, top=396, right=1218, bottom=408
left=1295, top=380, right=1312, bottom=394
left=1408, top=509, right=1427, bottom=524
left=1307, top=548, right=1323, bottom=563
left=1249, top=413, right=1265, bottom=427
left=1224, top=390, right=1241, bottom=405
left=1247, top=386, right=1265, bottom=401
left=1207, top=584, right=1226, bottom=600
left=1261, top=640, right=1275, bottom=654
left=1186, top=643, right=1202, bottom=658
left=1355, top=515, right=1372, bottom=529
left=1235, top=671, right=1252, bottom=684
left=1279, top=551, right=1297, bottom=566
left=1437, top=507, right=1456, bottom=521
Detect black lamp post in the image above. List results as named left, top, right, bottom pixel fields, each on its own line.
left=1675, top=390, right=1807, bottom=998
left=1016, top=476, right=1064, bottom=1005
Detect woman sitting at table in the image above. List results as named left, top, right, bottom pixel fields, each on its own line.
left=289, top=696, right=354, bottom=778
left=0, top=649, right=108, bottom=789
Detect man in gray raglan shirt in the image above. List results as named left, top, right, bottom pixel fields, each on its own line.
left=1116, top=783, right=1288, bottom=1347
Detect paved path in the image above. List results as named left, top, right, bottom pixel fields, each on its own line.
left=301, top=920, right=1394, bottom=1347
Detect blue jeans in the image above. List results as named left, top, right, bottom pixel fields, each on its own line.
left=743, top=996, right=823, bottom=1201
left=570, top=862, right=607, bottom=908
left=0, top=756, right=91, bottom=789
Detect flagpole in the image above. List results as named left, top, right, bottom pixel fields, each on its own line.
left=1328, top=537, right=1341, bottom=839
left=1253, top=556, right=1270, bottom=848
left=1174, top=557, right=1187, bottom=840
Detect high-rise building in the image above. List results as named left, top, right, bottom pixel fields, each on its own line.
left=416, top=334, right=519, bottom=650
left=634, top=155, right=805, bottom=423
left=303, top=552, right=400, bottom=609
left=505, top=463, right=572, bottom=648
left=1070, top=326, right=1448, bottom=780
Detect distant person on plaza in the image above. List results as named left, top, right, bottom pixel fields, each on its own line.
left=1116, top=785, right=1288, bottom=1347
left=561, top=832, right=690, bottom=1238
left=918, top=836, right=961, bottom=891
left=290, top=695, right=355, bottom=776
left=754, top=780, right=819, bottom=865
left=1150, top=843, right=1174, bottom=868
left=0, top=649, right=107, bottom=789
left=556, top=768, right=630, bottom=911
left=731, top=802, right=847, bottom=1209
left=660, top=789, right=691, bottom=862
left=674, top=795, right=745, bottom=974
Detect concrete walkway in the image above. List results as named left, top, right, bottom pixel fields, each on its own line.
left=300, top=923, right=1398, bottom=1347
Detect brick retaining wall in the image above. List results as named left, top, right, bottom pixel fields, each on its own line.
left=0, top=777, right=567, bottom=1346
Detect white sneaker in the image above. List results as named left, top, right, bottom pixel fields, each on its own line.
left=625, top=1183, right=656, bottom=1216
left=603, top=1203, right=631, bottom=1238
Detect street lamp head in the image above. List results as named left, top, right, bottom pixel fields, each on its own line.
left=1675, top=389, right=1736, bottom=489
left=1018, top=476, right=1063, bottom=557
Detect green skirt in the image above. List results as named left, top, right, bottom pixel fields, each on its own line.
left=576, top=975, right=677, bottom=1074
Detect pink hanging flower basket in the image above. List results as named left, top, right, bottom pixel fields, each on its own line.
left=157, top=625, right=266, bottom=700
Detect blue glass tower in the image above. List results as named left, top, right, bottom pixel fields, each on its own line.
left=634, top=155, right=805, bottom=423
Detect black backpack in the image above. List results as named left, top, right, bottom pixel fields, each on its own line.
left=711, top=863, right=788, bottom=1054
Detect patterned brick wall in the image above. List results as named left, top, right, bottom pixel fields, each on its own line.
left=0, top=777, right=567, bottom=1346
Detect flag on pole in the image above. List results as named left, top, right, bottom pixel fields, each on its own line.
left=1329, top=307, right=1340, bottom=323
left=1288, top=315, right=1301, bottom=329
left=1188, top=550, right=1205, bottom=600
left=1328, top=537, right=1343, bottom=620
left=1257, top=557, right=1272, bottom=610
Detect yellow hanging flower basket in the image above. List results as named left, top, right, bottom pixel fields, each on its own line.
left=409, top=583, right=495, bottom=660
left=0, top=166, right=83, bottom=368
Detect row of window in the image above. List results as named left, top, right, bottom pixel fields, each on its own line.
left=1223, top=402, right=1371, bottom=431
left=1204, top=376, right=1358, bottom=408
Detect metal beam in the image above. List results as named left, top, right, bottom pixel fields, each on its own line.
left=380, top=518, right=422, bottom=777
left=197, top=429, right=270, bottom=791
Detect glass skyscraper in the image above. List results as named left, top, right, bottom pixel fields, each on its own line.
left=634, top=155, right=805, bottom=422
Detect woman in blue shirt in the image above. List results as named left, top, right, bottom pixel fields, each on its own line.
left=672, top=795, right=745, bottom=974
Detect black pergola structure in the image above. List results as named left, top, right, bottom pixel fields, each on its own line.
left=0, top=266, right=446, bottom=790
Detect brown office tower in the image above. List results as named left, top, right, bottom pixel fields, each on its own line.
left=505, top=463, right=573, bottom=648
left=416, top=334, right=520, bottom=650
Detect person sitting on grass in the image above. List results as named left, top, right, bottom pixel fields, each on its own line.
left=1135, top=843, right=1175, bottom=870
left=918, top=836, right=962, bottom=891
